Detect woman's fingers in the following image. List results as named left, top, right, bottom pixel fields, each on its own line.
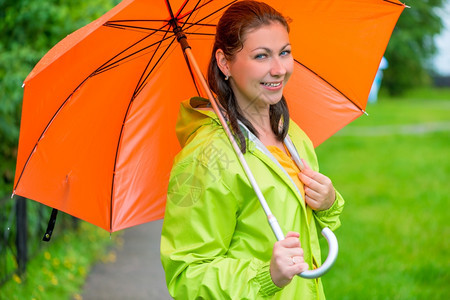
left=272, top=241, right=303, bottom=263
left=285, top=231, right=300, bottom=238
left=270, top=231, right=309, bottom=287
left=304, top=185, right=321, bottom=200
left=297, top=160, right=336, bottom=211
left=299, top=168, right=331, bottom=190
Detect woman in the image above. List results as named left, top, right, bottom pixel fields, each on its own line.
left=161, top=1, right=344, bottom=299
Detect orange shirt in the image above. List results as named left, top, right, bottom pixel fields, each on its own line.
left=266, top=145, right=305, bottom=200
left=266, top=145, right=313, bottom=224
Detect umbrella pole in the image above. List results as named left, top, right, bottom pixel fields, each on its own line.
left=183, top=47, right=285, bottom=241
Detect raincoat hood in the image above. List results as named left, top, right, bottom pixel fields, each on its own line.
left=175, top=97, right=218, bottom=148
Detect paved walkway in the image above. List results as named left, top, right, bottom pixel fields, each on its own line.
left=81, top=220, right=172, bottom=300
left=335, top=121, right=450, bottom=137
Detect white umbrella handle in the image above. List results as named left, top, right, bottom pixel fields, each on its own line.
left=298, top=227, right=338, bottom=279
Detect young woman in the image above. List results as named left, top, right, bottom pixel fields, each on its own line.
left=161, top=1, right=344, bottom=299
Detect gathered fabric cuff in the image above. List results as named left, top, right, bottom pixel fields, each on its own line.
left=315, top=198, right=338, bottom=217
left=315, top=189, right=343, bottom=217
left=255, top=262, right=283, bottom=297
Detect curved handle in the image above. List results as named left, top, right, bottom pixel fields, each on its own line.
left=298, top=227, right=338, bottom=279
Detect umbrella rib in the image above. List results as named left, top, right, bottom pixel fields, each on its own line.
left=165, top=0, right=177, bottom=20
left=95, top=21, right=172, bottom=75
left=184, top=32, right=215, bottom=36
left=106, top=19, right=170, bottom=23
left=94, top=34, right=174, bottom=76
left=132, top=31, right=174, bottom=98
left=110, top=101, right=133, bottom=232
left=383, top=0, right=405, bottom=7
left=164, top=0, right=203, bottom=95
left=183, top=22, right=216, bottom=27
left=174, top=0, right=190, bottom=18
left=178, top=0, right=213, bottom=20
left=294, top=59, right=364, bottom=113
left=177, top=0, right=234, bottom=21
left=104, top=23, right=173, bottom=33
left=176, top=0, right=201, bottom=26
left=110, top=37, right=177, bottom=230
left=180, top=1, right=236, bottom=32
left=133, top=38, right=177, bottom=97
left=13, top=76, right=93, bottom=194
left=182, top=48, right=202, bottom=96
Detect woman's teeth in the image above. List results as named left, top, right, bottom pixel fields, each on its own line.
left=262, top=82, right=281, bottom=87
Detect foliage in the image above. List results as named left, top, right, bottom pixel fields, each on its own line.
left=316, top=91, right=450, bottom=299
left=383, top=0, right=446, bottom=95
left=0, top=0, right=120, bottom=197
left=0, top=198, right=89, bottom=285
left=0, top=221, right=121, bottom=299
left=0, top=199, right=47, bottom=284
left=0, top=0, right=121, bottom=296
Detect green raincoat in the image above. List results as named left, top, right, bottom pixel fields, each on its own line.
left=161, top=97, right=344, bottom=299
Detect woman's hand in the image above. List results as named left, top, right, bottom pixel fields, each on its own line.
left=270, top=231, right=309, bottom=288
left=298, top=159, right=336, bottom=211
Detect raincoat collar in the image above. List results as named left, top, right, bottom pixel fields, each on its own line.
left=176, top=97, right=307, bottom=211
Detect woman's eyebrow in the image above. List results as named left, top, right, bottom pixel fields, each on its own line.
left=250, top=43, right=291, bottom=53
left=251, top=47, right=272, bottom=53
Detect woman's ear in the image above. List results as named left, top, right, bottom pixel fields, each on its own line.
left=215, top=49, right=230, bottom=78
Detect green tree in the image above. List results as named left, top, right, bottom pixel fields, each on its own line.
left=0, top=0, right=119, bottom=196
left=383, top=0, right=445, bottom=95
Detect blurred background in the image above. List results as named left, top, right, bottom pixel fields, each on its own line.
left=1, top=0, right=449, bottom=299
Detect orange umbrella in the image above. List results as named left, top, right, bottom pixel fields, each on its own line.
left=13, top=0, right=405, bottom=233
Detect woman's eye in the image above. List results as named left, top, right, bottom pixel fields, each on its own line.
left=280, top=50, right=291, bottom=56
left=254, top=53, right=267, bottom=59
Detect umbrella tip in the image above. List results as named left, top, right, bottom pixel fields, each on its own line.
left=362, top=110, right=369, bottom=116
left=11, top=191, right=15, bottom=199
left=22, top=83, right=25, bottom=88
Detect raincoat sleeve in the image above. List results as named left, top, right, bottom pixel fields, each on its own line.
left=161, top=153, right=281, bottom=299
left=313, top=189, right=344, bottom=231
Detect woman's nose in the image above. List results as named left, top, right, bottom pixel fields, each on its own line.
left=270, top=58, right=286, bottom=77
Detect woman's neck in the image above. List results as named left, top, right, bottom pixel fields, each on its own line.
left=239, top=101, right=271, bottom=134
left=239, top=103, right=286, bottom=152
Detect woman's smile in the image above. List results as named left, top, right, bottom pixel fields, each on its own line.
left=261, top=81, right=283, bottom=90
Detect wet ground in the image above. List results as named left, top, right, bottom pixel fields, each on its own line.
left=81, top=220, right=172, bottom=299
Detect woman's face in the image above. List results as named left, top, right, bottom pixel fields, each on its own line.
left=225, top=22, right=293, bottom=111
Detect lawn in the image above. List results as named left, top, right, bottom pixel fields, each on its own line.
left=316, top=88, right=450, bottom=299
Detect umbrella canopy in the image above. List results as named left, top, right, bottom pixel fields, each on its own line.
left=13, top=0, right=404, bottom=232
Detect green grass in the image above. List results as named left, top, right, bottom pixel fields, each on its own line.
left=0, top=222, right=121, bottom=300
left=352, top=88, right=450, bottom=127
left=316, top=89, right=450, bottom=299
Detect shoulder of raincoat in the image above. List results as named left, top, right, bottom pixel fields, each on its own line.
left=161, top=97, right=344, bottom=299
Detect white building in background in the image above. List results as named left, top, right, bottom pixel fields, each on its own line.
left=434, top=0, right=450, bottom=76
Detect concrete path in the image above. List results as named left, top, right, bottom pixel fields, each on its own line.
left=81, top=220, right=172, bottom=300
left=335, top=121, right=450, bottom=137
